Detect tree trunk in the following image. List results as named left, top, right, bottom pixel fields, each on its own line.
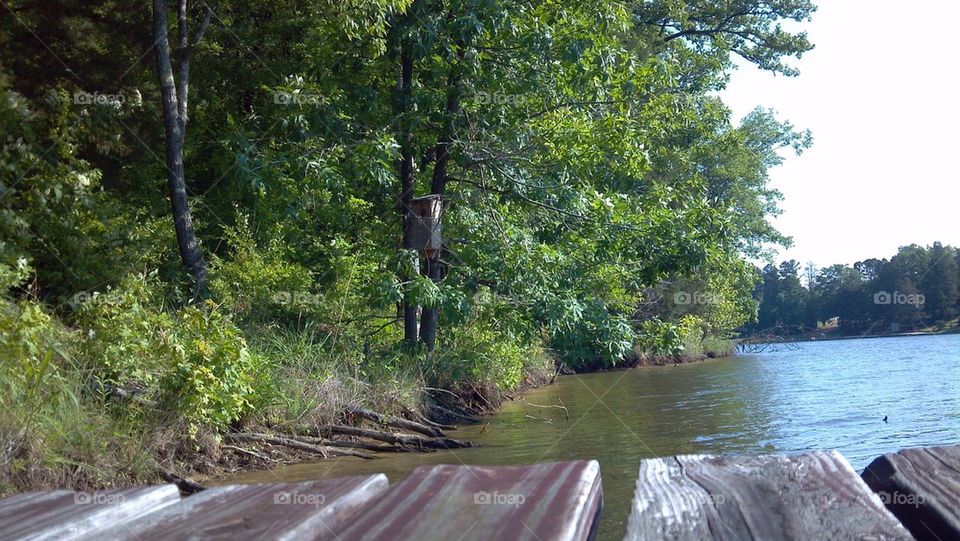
left=418, top=255, right=442, bottom=350
left=153, top=0, right=209, bottom=293
left=398, top=36, right=419, bottom=344
left=419, top=50, right=464, bottom=350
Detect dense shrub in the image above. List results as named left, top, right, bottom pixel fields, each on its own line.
left=210, top=218, right=315, bottom=323
left=77, top=273, right=262, bottom=432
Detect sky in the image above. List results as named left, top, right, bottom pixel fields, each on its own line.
left=720, top=0, right=960, bottom=270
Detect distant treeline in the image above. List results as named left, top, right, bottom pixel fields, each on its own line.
left=743, top=243, right=960, bottom=335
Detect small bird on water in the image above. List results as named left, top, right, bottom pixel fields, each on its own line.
left=883, top=415, right=888, bottom=423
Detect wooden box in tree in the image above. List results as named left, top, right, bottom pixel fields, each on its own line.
left=410, top=195, right=444, bottom=258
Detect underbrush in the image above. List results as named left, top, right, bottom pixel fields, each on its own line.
left=629, top=315, right=735, bottom=364
left=0, top=270, right=155, bottom=495
left=0, top=254, right=551, bottom=494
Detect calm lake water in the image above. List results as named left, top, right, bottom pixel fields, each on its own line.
left=224, top=334, right=960, bottom=540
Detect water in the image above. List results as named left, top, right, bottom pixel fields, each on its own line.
left=223, top=334, right=960, bottom=540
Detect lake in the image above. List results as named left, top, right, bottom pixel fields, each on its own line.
left=224, top=334, right=960, bottom=540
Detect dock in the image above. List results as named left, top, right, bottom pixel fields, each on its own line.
left=1, top=445, right=957, bottom=540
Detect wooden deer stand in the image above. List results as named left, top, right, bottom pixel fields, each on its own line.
left=409, top=195, right=444, bottom=258
left=410, top=195, right=445, bottom=350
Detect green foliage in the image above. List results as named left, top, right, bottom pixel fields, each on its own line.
left=751, top=243, right=960, bottom=335
left=210, top=218, right=315, bottom=322
left=635, top=318, right=684, bottom=357
left=434, top=322, right=529, bottom=390
left=0, top=260, right=67, bottom=402
left=634, top=315, right=709, bottom=359
left=427, top=290, right=531, bottom=389
left=163, top=306, right=261, bottom=432
left=77, top=274, right=260, bottom=431
left=0, top=0, right=820, bottom=487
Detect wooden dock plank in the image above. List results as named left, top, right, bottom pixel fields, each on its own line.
left=331, top=460, right=602, bottom=541
left=624, top=451, right=912, bottom=540
left=0, top=485, right=180, bottom=540
left=75, top=474, right=388, bottom=540
left=861, top=444, right=960, bottom=541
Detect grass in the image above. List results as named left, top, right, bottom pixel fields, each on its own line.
left=0, top=359, right=158, bottom=496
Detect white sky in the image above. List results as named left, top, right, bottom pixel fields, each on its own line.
left=720, top=0, right=960, bottom=270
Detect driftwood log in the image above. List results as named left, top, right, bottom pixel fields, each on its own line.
left=320, top=425, right=472, bottom=449
left=861, top=444, right=960, bottom=541
left=226, top=433, right=374, bottom=459
left=347, top=406, right=445, bottom=438
left=625, top=451, right=912, bottom=540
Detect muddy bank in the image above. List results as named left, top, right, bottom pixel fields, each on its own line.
left=184, top=348, right=734, bottom=487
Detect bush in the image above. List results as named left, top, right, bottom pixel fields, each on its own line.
left=0, top=260, right=153, bottom=495
left=634, top=315, right=716, bottom=361
left=544, top=297, right=635, bottom=368
left=77, top=273, right=262, bottom=432
left=634, top=318, right=683, bottom=357
left=210, top=218, right=315, bottom=323
left=429, top=291, right=537, bottom=390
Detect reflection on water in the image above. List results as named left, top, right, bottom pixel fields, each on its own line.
left=221, top=334, right=960, bottom=540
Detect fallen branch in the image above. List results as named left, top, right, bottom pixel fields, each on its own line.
left=426, top=403, right=481, bottom=425
left=226, top=432, right=374, bottom=459
left=466, top=382, right=497, bottom=412
left=88, top=381, right=158, bottom=408
left=288, top=434, right=409, bottom=453
left=348, top=406, right=445, bottom=438
left=520, top=399, right=569, bottom=421
left=223, top=444, right=274, bottom=462
left=548, top=363, right=563, bottom=385
left=404, top=407, right=457, bottom=431
left=327, top=439, right=435, bottom=453
left=152, top=460, right=205, bottom=495
left=320, top=425, right=472, bottom=449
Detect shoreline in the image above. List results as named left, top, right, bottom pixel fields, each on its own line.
left=746, top=327, right=960, bottom=346
left=0, top=345, right=736, bottom=495
left=199, top=347, right=736, bottom=486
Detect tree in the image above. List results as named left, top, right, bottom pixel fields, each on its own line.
left=921, top=242, right=958, bottom=322
left=152, top=0, right=212, bottom=292
left=635, top=0, right=816, bottom=75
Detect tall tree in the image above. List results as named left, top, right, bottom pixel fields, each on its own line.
left=152, top=0, right=212, bottom=292
left=921, top=242, right=959, bottom=322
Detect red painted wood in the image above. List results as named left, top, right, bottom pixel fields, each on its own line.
left=330, top=460, right=602, bottom=541
left=77, top=474, right=388, bottom=540
left=0, top=485, right=180, bottom=540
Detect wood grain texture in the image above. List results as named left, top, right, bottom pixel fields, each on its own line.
left=861, top=444, right=960, bottom=541
left=625, top=451, right=912, bottom=541
left=331, top=460, right=603, bottom=541
left=0, top=485, right=180, bottom=541
left=76, top=474, right=388, bottom=541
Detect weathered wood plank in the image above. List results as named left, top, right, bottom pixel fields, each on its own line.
left=624, top=451, right=912, bottom=540
left=75, top=474, right=388, bottom=540
left=0, top=485, right=180, bottom=540
left=861, top=444, right=960, bottom=541
left=331, top=460, right=602, bottom=541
